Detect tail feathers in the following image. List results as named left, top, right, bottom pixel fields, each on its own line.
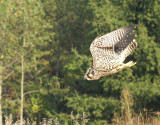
left=122, top=39, right=138, bottom=58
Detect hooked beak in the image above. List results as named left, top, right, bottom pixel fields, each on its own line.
left=84, top=75, right=87, bottom=80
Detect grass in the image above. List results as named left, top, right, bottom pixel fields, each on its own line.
left=3, top=88, right=160, bottom=125
left=112, top=88, right=160, bottom=125
left=4, top=112, right=89, bottom=125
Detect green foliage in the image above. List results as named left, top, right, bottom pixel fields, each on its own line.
left=64, top=49, right=91, bottom=84
left=0, top=0, right=159, bottom=124
left=65, top=92, right=120, bottom=123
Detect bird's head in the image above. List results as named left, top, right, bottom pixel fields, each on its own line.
left=84, top=67, right=100, bottom=80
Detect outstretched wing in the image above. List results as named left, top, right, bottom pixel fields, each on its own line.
left=90, top=25, right=136, bottom=70
left=90, top=25, right=136, bottom=48
left=90, top=46, right=116, bottom=70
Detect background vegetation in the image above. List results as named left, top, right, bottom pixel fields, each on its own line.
left=0, top=0, right=160, bottom=124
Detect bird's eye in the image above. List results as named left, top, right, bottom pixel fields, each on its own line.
left=92, top=71, right=95, bottom=75
left=87, top=74, right=92, bottom=79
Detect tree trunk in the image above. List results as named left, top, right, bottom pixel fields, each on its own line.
left=20, top=1, right=26, bottom=124
left=20, top=35, right=25, bottom=124
left=0, top=61, right=3, bottom=125
left=20, top=30, right=25, bottom=125
left=20, top=55, right=24, bottom=125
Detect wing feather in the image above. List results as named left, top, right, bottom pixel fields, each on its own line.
left=89, top=25, right=136, bottom=70
left=90, top=46, right=116, bottom=70
left=90, top=25, right=136, bottom=48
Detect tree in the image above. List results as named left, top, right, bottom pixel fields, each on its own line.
left=0, top=0, right=53, bottom=123
left=17, top=0, right=53, bottom=123
left=0, top=0, right=159, bottom=124
left=0, top=0, right=19, bottom=124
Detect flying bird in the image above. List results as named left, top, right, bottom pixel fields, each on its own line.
left=84, top=25, right=138, bottom=80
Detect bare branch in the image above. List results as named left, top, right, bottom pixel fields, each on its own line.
left=3, top=70, right=14, bottom=80
left=23, top=90, right=39, bottom=96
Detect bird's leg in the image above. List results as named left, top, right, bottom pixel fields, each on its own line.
left=124, top=61, right=136, bottom=67
left=117, top=61, right=136, bottom=71
left=101, top=61, right=136, bottom=76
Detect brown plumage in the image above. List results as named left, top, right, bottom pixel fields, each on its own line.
left=84, top=25, right=138, bottom=80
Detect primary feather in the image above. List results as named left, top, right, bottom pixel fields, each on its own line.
left=84, top=25, right=138, bottom=80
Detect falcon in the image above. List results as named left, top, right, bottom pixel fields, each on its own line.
left=84, top=25, right=138, bottom=80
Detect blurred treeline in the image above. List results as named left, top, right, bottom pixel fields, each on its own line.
left=0, top=0, right=159, bottom=124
